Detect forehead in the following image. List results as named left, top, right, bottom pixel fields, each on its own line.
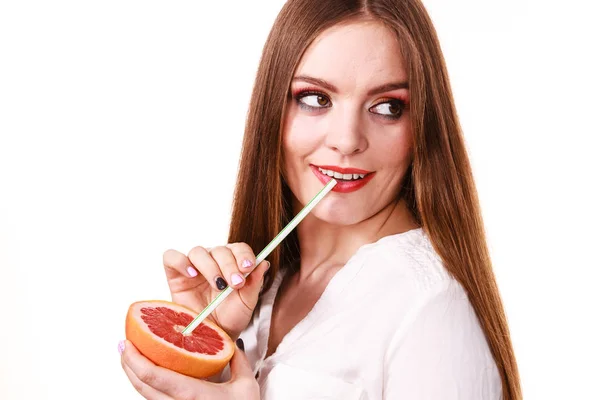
left=294, top=20, right=407, bottom=90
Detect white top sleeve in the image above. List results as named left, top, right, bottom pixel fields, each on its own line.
left=383, top=280, right=503, bottom=400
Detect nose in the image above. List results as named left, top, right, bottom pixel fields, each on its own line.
left=324, top=106, right=367, bottom=155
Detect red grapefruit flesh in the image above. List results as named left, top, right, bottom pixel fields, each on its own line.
left=125, top=300, right=234, bottom=378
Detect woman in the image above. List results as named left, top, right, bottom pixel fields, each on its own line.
left=119, top=0, right=522, bottom=399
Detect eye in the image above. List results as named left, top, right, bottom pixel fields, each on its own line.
left=295, top=92, right=331, bottom=109
left=369, top=99, right=405, bottom=119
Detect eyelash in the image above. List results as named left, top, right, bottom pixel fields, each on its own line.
left=291, top=89, right=407, bottom=120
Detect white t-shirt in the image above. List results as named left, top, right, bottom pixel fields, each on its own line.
left=226, top=227, right=502, bottom=399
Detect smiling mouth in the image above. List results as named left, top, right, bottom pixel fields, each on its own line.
left=310, top=164, right=375, bottom=193
left=317, top=167, right=367, bottom=181
left=312, top=164, right=374, bottom=182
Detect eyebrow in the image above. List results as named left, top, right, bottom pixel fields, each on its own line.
left=292, top=75, right=409, bottom=96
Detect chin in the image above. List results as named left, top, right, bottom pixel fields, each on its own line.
left=310, top=199, right=369, bottom=226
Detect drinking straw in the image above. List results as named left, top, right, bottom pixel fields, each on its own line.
left=181, top=178, right=338, bottom=335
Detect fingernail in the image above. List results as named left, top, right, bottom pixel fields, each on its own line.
left=231, top=273, right=243, bottom=286
left=215, top=276, right=227, bottom=290
left=187, top=266, right=198, bottom=277
left=241, top=259, right=253, bottom=269
left=236, top=338, right=245, bottom=351
left=266, top=261, right=271, bottom=269
left=118, top=340, right=125, bottom=355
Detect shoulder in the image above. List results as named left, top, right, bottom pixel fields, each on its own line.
left=345, top=228, right=478, bottom=342
left=354, top=227, right=452, bottom=293
left=354, top=230, right=502, bottom=398
left=355, top=229, right=487, bottom=346
left=380, top=278, right=502, bottom=399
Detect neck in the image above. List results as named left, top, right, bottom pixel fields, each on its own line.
left=290, top=196, right=419, bottom=283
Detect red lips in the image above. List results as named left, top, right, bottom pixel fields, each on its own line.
left=310, top=165, right=375, bottom=193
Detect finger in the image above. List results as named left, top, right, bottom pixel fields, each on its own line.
left=229, top=342, right=255, bottom=381
left=121, top=340, right=199, bottom=399
left=187, top=245, right=228, bottom=291
left=163, top=249, right=200, bottom=280
left=242, top=259, right=270, bottom=294
left=225, top=242, right=257, bottom=273
left=239, top=259, right=271, bottom=308
left=122, top=362, right=172, bottom=400
left=210, top=246, right=246, bottom=289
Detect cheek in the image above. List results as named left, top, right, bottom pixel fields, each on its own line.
left=372, top=125, right=413, bottom=169
left=282, top=109, right=322, bottom=161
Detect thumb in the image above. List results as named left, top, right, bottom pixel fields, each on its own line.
left=245, top=260, right=270, bottom=290
left=230, top=339, right=254, bottom=380
left=240, top=260, right=270, bottom=301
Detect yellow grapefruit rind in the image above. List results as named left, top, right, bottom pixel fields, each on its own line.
left=125, top=300, right=235, bottom=379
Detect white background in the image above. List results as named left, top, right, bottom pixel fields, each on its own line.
left=1, top=1, right=598, bottom=399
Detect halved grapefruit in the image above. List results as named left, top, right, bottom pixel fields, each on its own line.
left=125, top=300, right=235, bottom=379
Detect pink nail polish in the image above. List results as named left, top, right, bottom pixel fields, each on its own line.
left=187, top=266, right=198, bottom=277
left=231, top=273, right=243, bottom=285
left=242, top=259, right=253, bottom=269
left=118, top=340, right=125, bottom=355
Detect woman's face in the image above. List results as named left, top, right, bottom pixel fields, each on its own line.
left=282, top=20, right=413, bottom=225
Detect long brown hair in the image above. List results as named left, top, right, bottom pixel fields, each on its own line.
left=226, top=0, right=521, bottom=398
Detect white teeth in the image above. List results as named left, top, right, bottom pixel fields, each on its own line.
left=318, top=167, right=367, bottom=181
left=318, top=167, right=334, bottom=176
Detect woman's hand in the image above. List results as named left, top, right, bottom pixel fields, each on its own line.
left=120, top=339, right=259, bottom=400
left=163, top=243, right=270, bottom=340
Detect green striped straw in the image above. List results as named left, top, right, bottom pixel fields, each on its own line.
left=181, top=178, right=338, bottom=335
